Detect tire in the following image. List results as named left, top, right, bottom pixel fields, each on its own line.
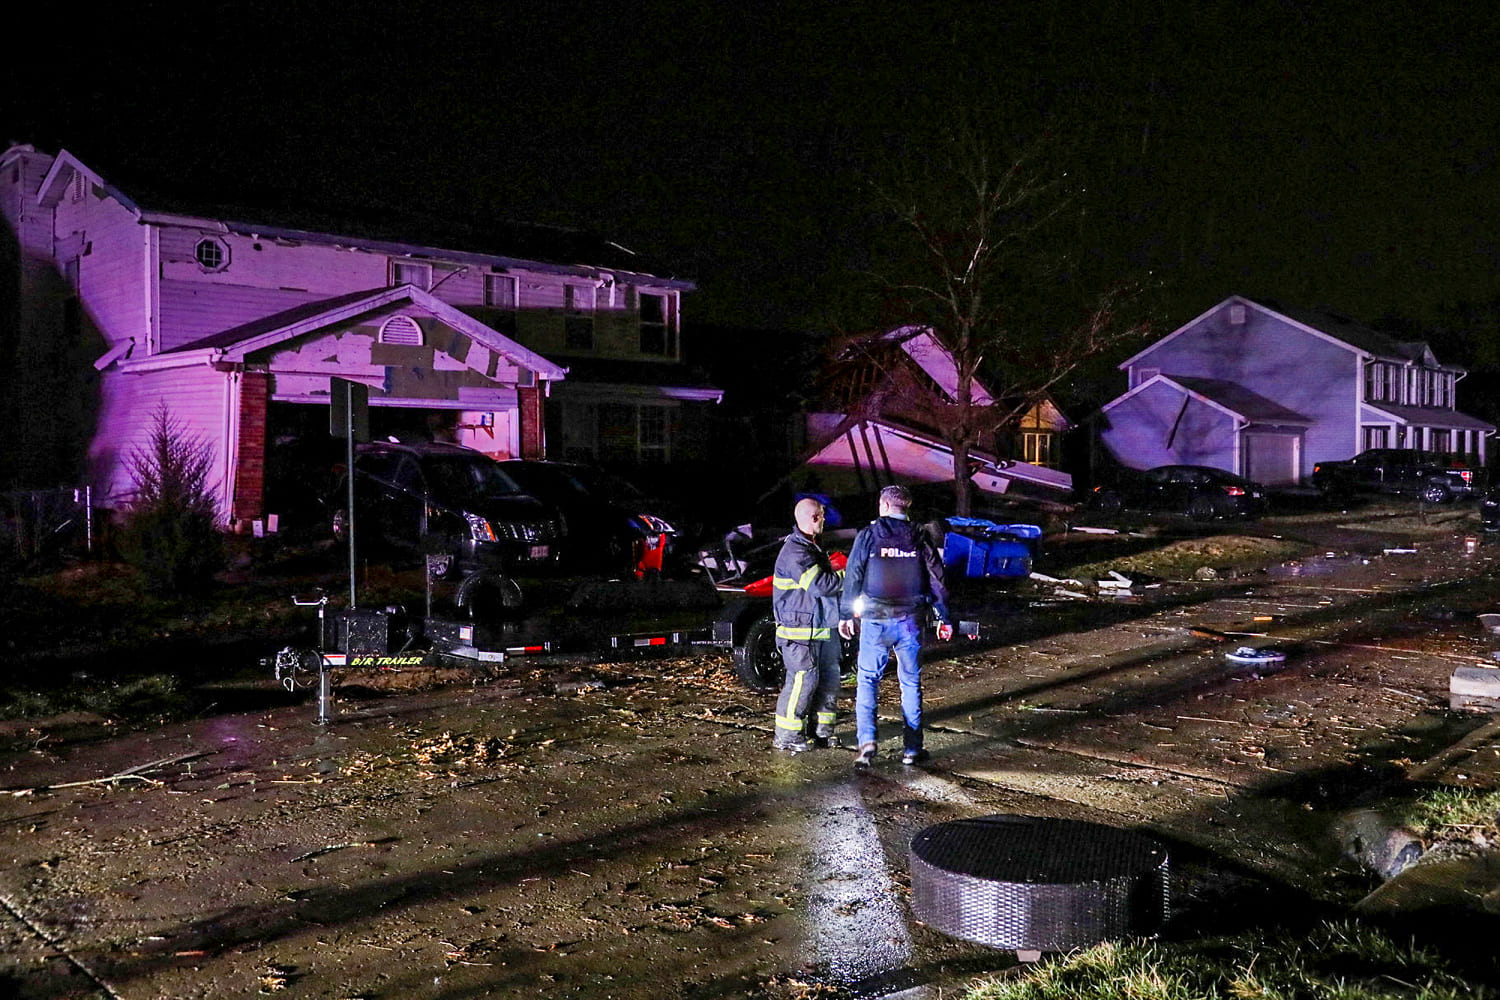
left=456, top=571, right=524, bottom=620
left=1187, top=496, right=1217, bottom=521
left=1420, top=482, right=1451, bottom=505
left=732, top=615, right=783, bottom=692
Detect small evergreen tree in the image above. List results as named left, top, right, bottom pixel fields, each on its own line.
left=118, top=405, right=223, bottom=594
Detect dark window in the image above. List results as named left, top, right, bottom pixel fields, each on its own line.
left=564, top=284, right=594, bottom=351
left=639, top=292, right=675, bottom=356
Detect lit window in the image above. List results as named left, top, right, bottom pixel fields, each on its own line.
left=195, top=238, right=228, bottom=271
left=1022, top=431, right=1055, bottom=467
left=379, top=315, right=424, bottom=346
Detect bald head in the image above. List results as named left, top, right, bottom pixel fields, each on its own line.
left=794, top=498, right=826, bottom=537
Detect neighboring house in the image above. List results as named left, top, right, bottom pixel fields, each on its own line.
left=1096, top=295, right=1494, bottom=486
left=0, top=144, right=713, bottom=525
left=803, top=325, right=1072, bottom=501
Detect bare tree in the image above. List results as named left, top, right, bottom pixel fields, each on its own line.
left=849, top=122, right=1154, bottom=514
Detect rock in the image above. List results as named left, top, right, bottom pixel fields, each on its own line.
left=1194, top=565, right=1219, bottom=581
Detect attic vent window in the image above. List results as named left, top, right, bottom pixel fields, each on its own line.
left=195, top=238, right=228, bottom=271
left=380, top=315, right=424, bottom=346
left=1228, top=304, right=1246, bottom=325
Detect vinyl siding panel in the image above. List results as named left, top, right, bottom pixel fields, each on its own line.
left=1126, top=305, right=1358, bottom=475
left=91, top=365, right=233, bottom=519
left=1099, top=381, right=1239, bottom=472
left=54, top=184, right=146, bottom=352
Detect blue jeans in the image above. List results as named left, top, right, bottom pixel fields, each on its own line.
left=854, top=616, right=923, bottom=750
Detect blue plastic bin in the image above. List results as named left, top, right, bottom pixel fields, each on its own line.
left=943, top=518, right=1039, bottom=579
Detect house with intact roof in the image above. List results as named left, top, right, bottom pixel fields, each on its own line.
left=1095, top=295, right=1494, bottom=486
left=0, top=143, right=716, bottom=526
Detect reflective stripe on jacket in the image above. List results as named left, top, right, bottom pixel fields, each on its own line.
left=771, top=531, right=843, bottom=642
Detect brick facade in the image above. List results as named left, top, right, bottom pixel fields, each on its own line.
left=232, top=372, right=269, bottom=521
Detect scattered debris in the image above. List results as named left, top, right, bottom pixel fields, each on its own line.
left=1070, top=525, right=1119, bottom=534
left=5, top=751, right=210, bottom=797
left=1383, top=547, right=1418, bottom=555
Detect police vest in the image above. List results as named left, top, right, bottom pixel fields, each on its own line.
left=864, top=518, right=924, bottom=602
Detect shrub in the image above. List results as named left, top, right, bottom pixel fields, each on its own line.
left=117, top=405, right=223, bottom=595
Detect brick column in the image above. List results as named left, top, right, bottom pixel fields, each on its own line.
left=518, top=385, right=545, bottom=460
left=232, top=372, right=269, bottom=521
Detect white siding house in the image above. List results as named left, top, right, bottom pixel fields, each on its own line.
left=0, top=143, right=707, bottom=525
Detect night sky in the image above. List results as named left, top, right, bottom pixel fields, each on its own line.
left=7, top=1, right=1500, bottom=351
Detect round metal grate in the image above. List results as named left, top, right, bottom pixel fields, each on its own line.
left=910, top=814, right=1169, bottom=951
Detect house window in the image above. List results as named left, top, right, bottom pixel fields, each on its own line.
left=564, top=284, right=594, bottom=351
left=639, top=406, right=671, bottom=464
left=485, top=274, right=518, bottom=336
left=1132, top=367, right=1159, bottom=388
left=195, top=238, right=228, bottom=272
left=1362, top=425, right=1389, bottom=451
left=391, top=259, right=432, bottom=289
left=379, top=315, right=424, bottom=346
left=1022, top=431, right=1055, bottom=467
left=638, top=292, right=677, bottom=357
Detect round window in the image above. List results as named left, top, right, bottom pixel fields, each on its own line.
left=195, top=238, right=228, bottom=271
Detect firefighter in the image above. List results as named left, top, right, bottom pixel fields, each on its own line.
left=770, top=497, right=845, bottom=752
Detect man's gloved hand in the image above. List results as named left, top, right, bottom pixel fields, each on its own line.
left=838, top=619, right=855, bottom=640
left=935, top=622, right=954, bottom=642
left=828, top=551, right=848, bottom=572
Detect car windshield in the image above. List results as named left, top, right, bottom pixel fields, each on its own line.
left=423, top=456, right=525, bottom=503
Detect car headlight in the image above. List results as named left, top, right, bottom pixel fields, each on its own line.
left=463, top=512, right=496, bottom=542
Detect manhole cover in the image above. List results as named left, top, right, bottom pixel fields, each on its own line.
left=910, top=814, right=1169, bottom=951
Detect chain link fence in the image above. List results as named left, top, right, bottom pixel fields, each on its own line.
left=0, top=486, right=96, bottom=566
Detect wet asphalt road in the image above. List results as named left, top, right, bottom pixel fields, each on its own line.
left=3, top=509, right=1500, bottom=998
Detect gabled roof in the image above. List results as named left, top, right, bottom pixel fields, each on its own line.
left=131, top=285, right=566, bottom=379
left=1169, top=376, right=1313, bottom=425
left=1100, top=373, right=1313, bottom=427
left=17, top=144, right=693, bottom=287
left=1119, top=295, right=1458, bottom=370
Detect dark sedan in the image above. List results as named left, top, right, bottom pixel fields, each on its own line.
left=1088, top=465, right=1269, bottom=520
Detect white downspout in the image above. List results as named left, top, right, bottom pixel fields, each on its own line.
left=223, top=371, right=241, bottom=526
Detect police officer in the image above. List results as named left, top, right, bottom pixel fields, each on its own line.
left=770, top=497, right=845, bottom=752
left=839, top=485, right=951, bottom=768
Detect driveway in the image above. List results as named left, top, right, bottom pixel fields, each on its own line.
left=2, top=511, right=1499, bottom=998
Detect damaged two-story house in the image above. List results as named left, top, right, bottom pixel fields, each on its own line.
left=0, top=143, right=716, bottom=527
left=799, top=325, right=1072, bottom=503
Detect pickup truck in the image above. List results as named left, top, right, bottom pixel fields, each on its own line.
left=1310, top=448, right=1481, bottom=503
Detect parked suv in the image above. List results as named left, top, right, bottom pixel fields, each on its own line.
left=1310, top=449, right=1481, bottom=503
left=333, top=442, right=563, bottom=575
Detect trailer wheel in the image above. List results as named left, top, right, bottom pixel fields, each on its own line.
left=733, top=615, right=782, bottom=692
